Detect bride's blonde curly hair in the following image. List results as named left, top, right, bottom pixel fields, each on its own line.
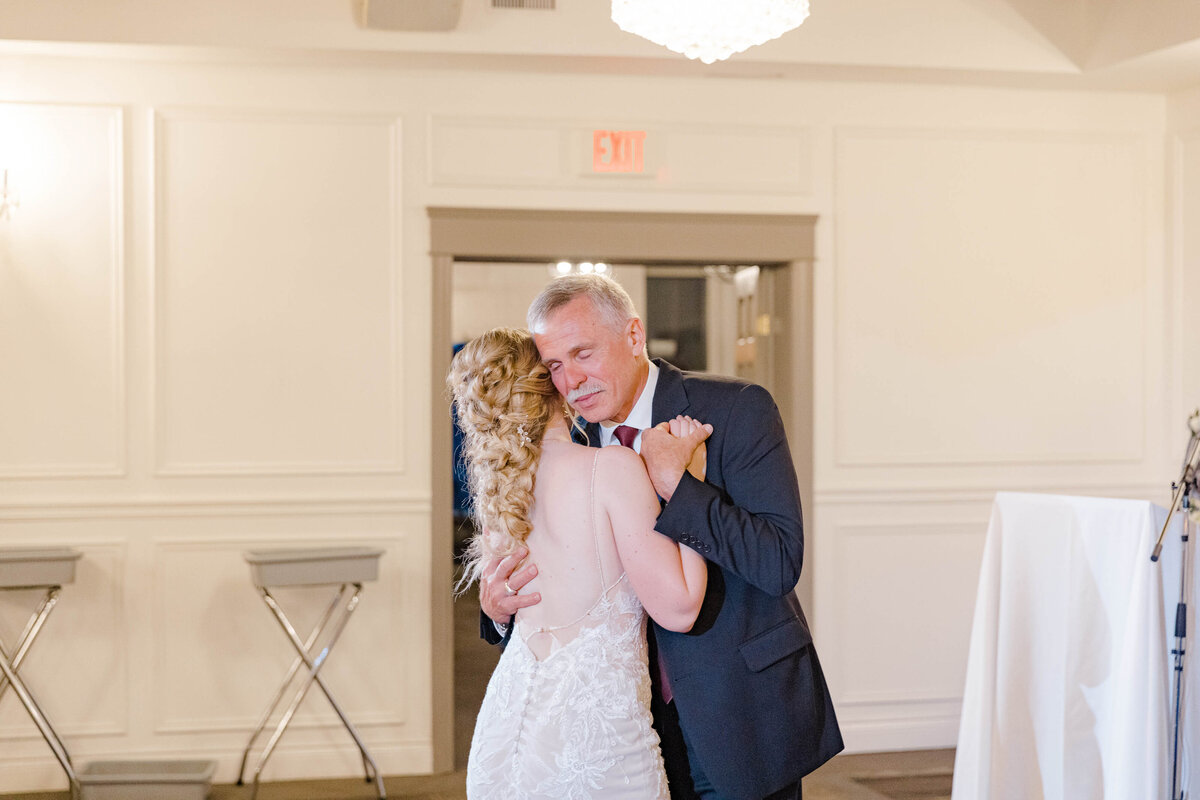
left=447, top=327, right=561, bottom=590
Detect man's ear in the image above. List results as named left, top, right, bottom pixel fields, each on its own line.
left=628, top=317, right=646, bottom=355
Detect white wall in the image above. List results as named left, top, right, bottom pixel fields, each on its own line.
left=1168, top=89, right=1200, bottom=461
left=0, top=48, right=1178, bottom=791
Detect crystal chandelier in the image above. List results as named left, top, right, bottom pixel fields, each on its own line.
left=612, top=0, right=810, bottom=65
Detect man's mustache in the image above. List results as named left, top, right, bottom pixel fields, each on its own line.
left=566, top=381, right=606, bottom=404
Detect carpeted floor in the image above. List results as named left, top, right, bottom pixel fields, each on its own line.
left=3, top=582, right=955, bottom=800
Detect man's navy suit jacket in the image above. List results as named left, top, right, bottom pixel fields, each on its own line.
left=483, top=359, right=843, bottom=799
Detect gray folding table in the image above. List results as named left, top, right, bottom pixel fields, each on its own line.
left=237, top=546, right=387, bottom=799
left=0, top=547, right=84, bottom=796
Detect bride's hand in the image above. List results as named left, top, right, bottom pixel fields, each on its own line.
left=668, top=415, right=710, bottom=482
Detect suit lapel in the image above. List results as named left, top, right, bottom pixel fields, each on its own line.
left=575, top=420, right=600, bottom=448
left=651, top=358, right=690, bottom=425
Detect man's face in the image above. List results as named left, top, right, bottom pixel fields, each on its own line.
left=532, top=296, right=647, bottom=424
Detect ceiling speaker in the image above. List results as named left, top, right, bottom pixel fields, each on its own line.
left=360, top=0, right=463, bottom=31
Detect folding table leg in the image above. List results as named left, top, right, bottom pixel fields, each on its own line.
left=246, top=584, right=387, bottom=800
left=267, top=589, right=384, bottom=791
left=237, top=584, right=350, bottom=786
left=0, top=638, right=78, bottom=795
left=0, top=587, right=59, bottom=707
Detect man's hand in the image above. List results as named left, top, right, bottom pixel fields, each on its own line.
left=479, top=546, right=541, bottom=626
left=641, top=415, right=713, bottom=502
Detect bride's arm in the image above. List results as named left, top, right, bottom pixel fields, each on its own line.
left=602, top=445, right=708, bottom=632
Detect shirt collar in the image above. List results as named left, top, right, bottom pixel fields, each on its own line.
left=599, top=360, right=658, bottom=446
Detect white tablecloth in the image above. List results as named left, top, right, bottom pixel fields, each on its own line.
left=953, top=492, right=1197, bottom=800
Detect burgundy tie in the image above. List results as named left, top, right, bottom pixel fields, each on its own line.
left=612, top=423, right=674, bottom=703
left=614, top=424, right=639, bottom=449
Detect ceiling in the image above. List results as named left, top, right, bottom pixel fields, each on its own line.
left=5, top=0, right=1200, bottom=92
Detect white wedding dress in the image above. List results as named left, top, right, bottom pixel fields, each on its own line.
left=466, top=452, right=670, bottom=800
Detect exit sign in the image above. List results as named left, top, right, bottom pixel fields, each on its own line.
left=593, top=130, right=647, bottom=173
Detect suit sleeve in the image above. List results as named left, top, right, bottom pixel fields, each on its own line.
left=479, top=609, right=513, bottom=647
left=653, top=383, right=804, bottom=597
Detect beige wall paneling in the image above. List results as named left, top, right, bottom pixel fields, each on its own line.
left=820, top=124, right=1168, bottom=751
left=150, top=535, right=410, bottom=737
left=828, top=127, right=1161, bottom=490
left=1172, top=131, right=1200, bottom=454
left=429, top=116, right=812, bottom=195
left=0, top=540, right=128, bottom=738
left=147, top=526, right=426, bottom=779
left=0, top=102, right=125, bottom=478
left=0, top=533, right=128, bottom=793
left=152, top=108, right=404, bottom=477
left=812, top=500, right=992, bottom=751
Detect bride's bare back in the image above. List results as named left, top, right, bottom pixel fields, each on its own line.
left=514, top=438, right=706, bottom=661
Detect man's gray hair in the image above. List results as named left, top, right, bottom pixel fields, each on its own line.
left=527, top=273, right=638, bottom=334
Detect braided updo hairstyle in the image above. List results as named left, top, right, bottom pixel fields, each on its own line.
left=447, top=327, right=560, bottom=589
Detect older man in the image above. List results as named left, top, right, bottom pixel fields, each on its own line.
left=480, top=274, right=842, bottom=800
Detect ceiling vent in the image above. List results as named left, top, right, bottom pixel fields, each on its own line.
left=492, top=0, right=556, bottom=8
left=360, top=0, right=464, bottom=31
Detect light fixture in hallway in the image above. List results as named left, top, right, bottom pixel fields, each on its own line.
left=550, top=260, right=609, bottom=277
left=611, top=0, right=810, bottom=64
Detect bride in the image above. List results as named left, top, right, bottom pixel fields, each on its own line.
left=448, top=327, right=710, bottom=799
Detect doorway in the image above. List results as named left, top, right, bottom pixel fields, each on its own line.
left=429, top=209, right=816, bottom=770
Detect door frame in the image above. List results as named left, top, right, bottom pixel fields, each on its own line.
left=428, top=208, right=816, bottom=769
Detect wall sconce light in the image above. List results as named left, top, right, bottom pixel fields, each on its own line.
left=0, top=169, right=19, bottom=220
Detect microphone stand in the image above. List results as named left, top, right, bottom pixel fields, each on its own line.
left=1150, top=409, right=1200, bottom=800
left=1151, top=410, right=1199, bottom=563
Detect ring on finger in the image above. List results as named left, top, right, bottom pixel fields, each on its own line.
left=504, top=579, right=517, bottom=596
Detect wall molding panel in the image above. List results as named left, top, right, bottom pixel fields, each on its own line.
left=150, top=108, right=406, bottom=478
left=0, top=102, right=126, bottom=479
left=812, top=509, right=991, bottom=753
left=826, top=520, right=987, bottom=710
left=830, top=127, right=1152, bottom=472
left=1170, top=132, right=1200, bottom=439
left=0, top=540, right=129, bottom=741
left=149, top=532, right=413, bottom=736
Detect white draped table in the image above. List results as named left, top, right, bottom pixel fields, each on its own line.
left=952, top=492, right=1197, bottom=800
